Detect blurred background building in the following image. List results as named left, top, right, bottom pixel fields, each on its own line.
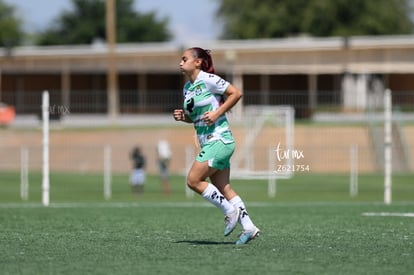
left=0, top=36, right=414, bottom=119
left=1, top=0, right=413, bottom=177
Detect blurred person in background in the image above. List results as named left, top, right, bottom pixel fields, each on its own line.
left=129, top=146, right=146, bottom=195
left=173, top=47, right=260, bottom=245
left=157, top=139, right=172, bottom=196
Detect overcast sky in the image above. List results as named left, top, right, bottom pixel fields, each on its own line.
left=5, top=0, right=222, bottom=43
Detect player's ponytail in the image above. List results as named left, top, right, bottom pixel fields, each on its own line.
left=189, top=47, right=215, bottom=74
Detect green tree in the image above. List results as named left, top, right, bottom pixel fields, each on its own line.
left=0, top=0, right=24, bottom=47
left=217, top=0, right=414, bottom=39
left=37, top=0, right=171, bottom=45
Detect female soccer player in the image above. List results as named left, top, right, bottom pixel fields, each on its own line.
left=173, top=47, right=260, bottom=244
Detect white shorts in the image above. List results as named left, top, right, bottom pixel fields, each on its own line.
left=130, top=169, right=146, bottom=186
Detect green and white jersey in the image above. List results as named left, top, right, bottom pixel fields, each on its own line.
left=183, top=71, right=234, bottom=147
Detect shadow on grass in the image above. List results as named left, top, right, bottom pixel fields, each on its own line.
left=175, top=240, right=234, bottom=245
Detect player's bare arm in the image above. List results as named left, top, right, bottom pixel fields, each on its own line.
left=202, top=84, right=242, bottom=125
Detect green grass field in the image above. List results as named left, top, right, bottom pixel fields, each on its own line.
left=1, top=172, right=413, bottom=274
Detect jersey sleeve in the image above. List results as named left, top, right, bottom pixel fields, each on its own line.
left=205, top=74, right=230, bottom=95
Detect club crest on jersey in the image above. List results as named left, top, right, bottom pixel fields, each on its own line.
left=194, top=85, right=203, bottom=95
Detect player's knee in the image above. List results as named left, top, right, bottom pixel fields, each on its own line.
left=186, top=176, right=198, bottom=190
left=187, top=172, right=205, bottom=191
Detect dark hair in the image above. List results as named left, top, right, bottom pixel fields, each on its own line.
left=189, top=47, right=215, bottom=74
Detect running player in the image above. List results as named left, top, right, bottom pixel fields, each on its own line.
left=173, top=47, right=260, bottom=244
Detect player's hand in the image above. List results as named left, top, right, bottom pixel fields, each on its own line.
left=202, top=111, right=218, bottom=126
left=173, top=109, right=185, bottom=121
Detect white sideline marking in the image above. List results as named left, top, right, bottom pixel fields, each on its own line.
left=0, top=202, right=212, bottom=209
left=362, top=212, right=414, bottom=218
left=1, top=201, right=414, bottom=209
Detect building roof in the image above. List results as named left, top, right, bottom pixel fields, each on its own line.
left=1, top=35, right=414, bottom=74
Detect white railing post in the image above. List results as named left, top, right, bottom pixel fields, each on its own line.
left=42, top=91, right=50, bottom=206
left=384, top=89, right=392, bottom=205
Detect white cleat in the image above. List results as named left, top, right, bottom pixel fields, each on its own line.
left=224, top=207, right=240, bottom=236
left=235, top=227, right=260, bottom=245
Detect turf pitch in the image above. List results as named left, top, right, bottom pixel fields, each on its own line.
left=0, top=172, right=413, bottom=274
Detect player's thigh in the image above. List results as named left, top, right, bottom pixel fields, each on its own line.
left=187, top=160, right=216, bottom=183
